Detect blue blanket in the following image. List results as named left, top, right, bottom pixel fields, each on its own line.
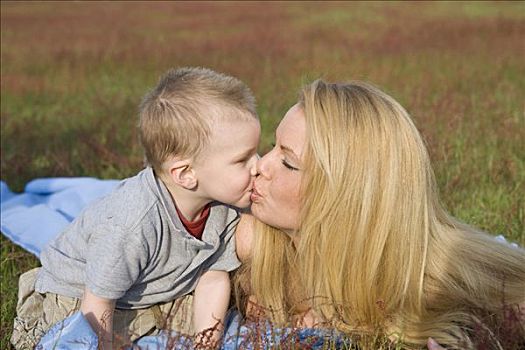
left=1, top=178, right=119, bottom=256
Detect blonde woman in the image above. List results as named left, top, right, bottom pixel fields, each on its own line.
left=235, top=80, right=525, bottom=349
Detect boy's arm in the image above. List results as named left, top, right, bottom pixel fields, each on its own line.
left=193, top=269, right=231, bottom=348
left=80, top=287, right=116, bottom=350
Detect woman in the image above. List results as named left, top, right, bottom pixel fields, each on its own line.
left=235, top=80, right=525, bottom=349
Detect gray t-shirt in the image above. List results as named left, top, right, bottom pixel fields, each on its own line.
left=35, top=167, right=241, bottom=309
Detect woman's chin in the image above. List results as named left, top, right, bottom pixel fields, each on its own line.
left=249, top=202, right=264, bottom=219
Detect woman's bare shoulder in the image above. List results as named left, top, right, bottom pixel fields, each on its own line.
left=235, top=213, right=256, bottom=263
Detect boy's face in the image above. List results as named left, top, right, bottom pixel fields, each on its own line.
left=193, top=115, right=260, bottom=209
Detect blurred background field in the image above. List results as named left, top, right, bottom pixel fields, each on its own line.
left=1, top=1, right=524, bottom=347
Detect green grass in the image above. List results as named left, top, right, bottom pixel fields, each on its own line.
left=1, top=2, right=524, bottom=348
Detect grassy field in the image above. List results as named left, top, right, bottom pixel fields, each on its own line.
left=1, top=2, right=524, bottom=348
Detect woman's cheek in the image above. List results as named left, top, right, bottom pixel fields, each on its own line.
left=279, top=178, right=302, bottom=225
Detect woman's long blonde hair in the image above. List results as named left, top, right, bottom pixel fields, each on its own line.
left=242, top=80, right=525, bottom=349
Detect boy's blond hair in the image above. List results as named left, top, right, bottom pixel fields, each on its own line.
left=139, top=67, right=257, bottom=172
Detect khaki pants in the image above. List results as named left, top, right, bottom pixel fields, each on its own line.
left=11, top=268, right=194, bottom=350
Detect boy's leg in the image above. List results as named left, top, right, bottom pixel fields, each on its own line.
left=113, top=306, right=158, bottom=345
left=12, top=270, right=194, bottom=347
left=11, top=268, right=44, bottom=350
left=161, top=294, right=194, bottom=336
left=112, top=294, right=195, bottom=346
left=11, top=268, right=80, bottom=350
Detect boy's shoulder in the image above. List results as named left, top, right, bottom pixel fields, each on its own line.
left=204, top=203, right=242, bottom=232
left=80, top=168, right=161, bottom=229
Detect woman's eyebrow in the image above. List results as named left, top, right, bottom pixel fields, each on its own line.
left=280, top=144, right=300, bottom=162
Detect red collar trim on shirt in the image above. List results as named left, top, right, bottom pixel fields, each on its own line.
left=175, top=204, right=211, bottom=240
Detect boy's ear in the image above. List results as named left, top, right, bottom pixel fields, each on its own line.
left=167, top=159, right=198, bottom=190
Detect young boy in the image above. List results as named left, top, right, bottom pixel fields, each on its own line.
left=11, top=67, right=260, bottom=349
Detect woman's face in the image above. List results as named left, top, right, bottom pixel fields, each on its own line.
left=250, top=103, right=305, bottom=233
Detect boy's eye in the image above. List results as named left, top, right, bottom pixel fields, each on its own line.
left=282, top=159, right=299, bottom=171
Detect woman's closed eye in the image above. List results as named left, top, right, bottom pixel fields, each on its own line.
left=282, top=159, right=299, bottom=171
left=271, top=142, right=300, bottom=171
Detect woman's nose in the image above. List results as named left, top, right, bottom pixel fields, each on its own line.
left=254, top=153, right=270, bottom=178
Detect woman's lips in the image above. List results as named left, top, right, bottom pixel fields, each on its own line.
left=250, top=184, right=263, bottom=202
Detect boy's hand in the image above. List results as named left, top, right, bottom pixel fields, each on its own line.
left=80, top=288, right=116, bottom=350
left=193, top=270, right=231, bottom=348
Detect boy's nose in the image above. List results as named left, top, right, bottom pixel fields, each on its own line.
left=250, top=154, right=260, bottom=176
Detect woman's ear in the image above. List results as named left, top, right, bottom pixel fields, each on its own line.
left=167, top=158, right=198, bottom=190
